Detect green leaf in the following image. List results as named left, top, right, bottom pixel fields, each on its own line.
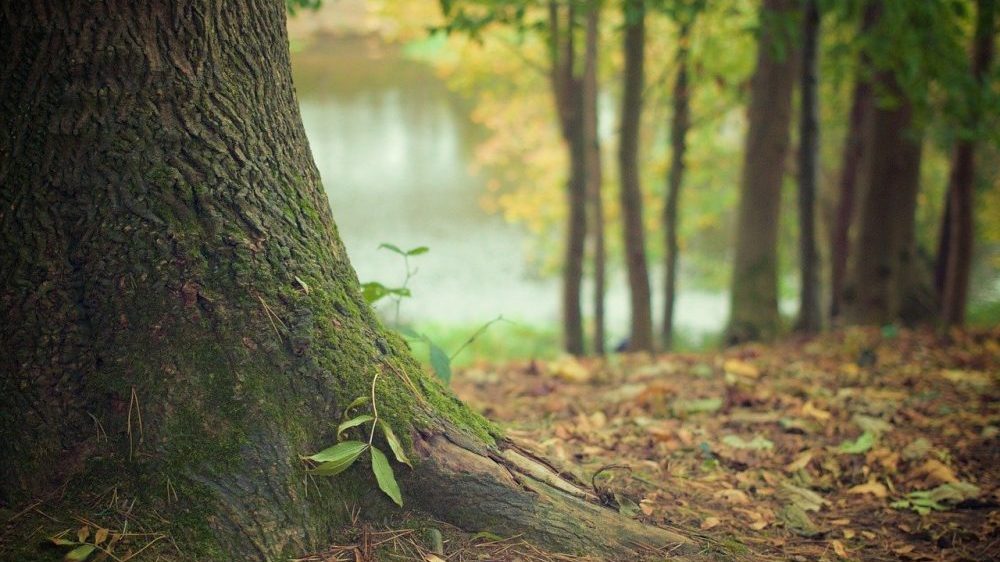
left=378, top=243, right=405, bottom=256
left=722, top=434, right=774, bottom=450
left=370, top=446, right=403, bottom=506
left=405, top=246, right=429, bottom=256
left=379, top=420, right=413, bottom=468
left=50, top=538, right=78, bottom=546
left=342, top=396, right=370, bottom=418
left=837, top=431, right=875, bottom=454
left=428, top=341, right=452, bottom=384
left=307, top=440, right=368, bottom=468
left=361, top=282, right=390, bottom=304
left=64, top=544, right=96, bottom=561
left=337, top=415, right=374, bottom=439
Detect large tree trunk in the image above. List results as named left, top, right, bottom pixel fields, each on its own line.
left=940, top=0, right=995, bottom=326
left=829, top=2, right=877, bottom=321
left=619, top=0, right=654, bottom=352
left=0, top=1, right=694, bottom=559
left=829, top=84, right=869, bottom=321
left=662, top=19, right=692, bottom=351
left=726, top=0, right=797, bottom=344
left=583, top=0, right=606, bottom=355
left=549, top=1, right=587, bottom=356
left=795, top=0, right=822, bottom=333
left=841, top=70, right=924, bottom=325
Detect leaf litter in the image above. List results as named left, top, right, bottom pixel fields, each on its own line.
left=451, top=327, right=1000, bottom=561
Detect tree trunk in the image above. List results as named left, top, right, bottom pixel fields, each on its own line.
left=795, top=0, right=822, bottom=333
left=940, top=0, right=995, bottom=326
left=583, top=0, right=606, bottom=355
left=830, top=2, right=877, bottom=321
left=549, top=1, right=587, bottom=356
left=663, top=19, right=692, bottom=351
left=0, top=1, right=695, bottom=559
left=841, top=70, right=924, bottom=325
left=726, top=0, right=798, bottom=344
left=619, top=0, right=654, bottom=352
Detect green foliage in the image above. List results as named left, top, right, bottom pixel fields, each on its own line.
left=306, top=367, right=413, bottom=505
left=285, top=0, right=321, bottom=16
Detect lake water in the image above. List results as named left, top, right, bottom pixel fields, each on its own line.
left=291, top=36, right=730, bottom=342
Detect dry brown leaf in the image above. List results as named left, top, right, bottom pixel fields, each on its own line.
left=733, top=507, right=768, bottom=530
left=802, top=401, right=832, bottom=421
left=914, top=458, right=958, bottom=484
left=700, top=516, right=721, bottom=530
left=785, top=451, right=814, bottom=472
left=714, top=488, right=751, bottom=504
left=830, top=539, right=849, bottom=558
left=842, top=529, right=855, bottom=539
left=639, top=499, right=655, bottom=516
left=848, top=480, right=888, bottom=498
left=723, top=359, right=760, bottom=379
left=424, top=555, right=446, bottom=562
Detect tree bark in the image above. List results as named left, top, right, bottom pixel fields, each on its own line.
left=663, top=19, right=692, bottom=351
left=841, top=70, right=924, bottom=325
left=726, top=0, right=798, bottom=344
left=830, top=2, right=877, bottom=321
left=940, top=0, right=995, bottom=326
left=795, top=0, right=822, bottom=333
left=549, top=1, right=588, bottom=356
left=0, top=1, right=696, bottom=559
left=583, top=0, right=606, bottom=355
left=619, top=0, right=654, bottom=352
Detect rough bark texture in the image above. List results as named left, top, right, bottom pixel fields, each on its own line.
left=663, top=20, right=691, bottom=351
left=583, top=0, right=606, bottom=355
left=549, top=1, right=587, bottom=356
left=726, top=0, right=797, bottom=343
left=841, top=71, right=924, bottom=325
left=619, top=0, right=654, bottom=352
left=830, top=2, right=877, bottom=321
left=940, top=0, right=995, bottom=326
left=795, top=0, right=822, bottom=333
left=0, top=1, right=698, bottom=559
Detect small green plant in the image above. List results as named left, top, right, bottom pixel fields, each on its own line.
left=304, top=368, right=411, bottom=506
left=360, top=242, right=504, bottom=385
left=401, top=316, right=506, bottom=385
left=361, top=243, right=427, bottom=325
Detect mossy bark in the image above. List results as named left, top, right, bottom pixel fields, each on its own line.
left=0, top=1, right=697, bottom=560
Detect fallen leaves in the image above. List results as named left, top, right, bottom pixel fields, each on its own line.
left=451, top=326, right=1000, bottom=561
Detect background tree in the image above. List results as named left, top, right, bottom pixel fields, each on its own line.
left=661, top=0, right=702, bottom=350
left=795, top=0, right=822, bottom=333
left=548, top=0, right=589, bottom=355
left=939, top=0, right=996, bottom=327
left=0, top=0, right=693, bottom=558
left=726, top=0, right=798, bottom=343
left=829, top=3, right=877, bottom=321
left=619, top=0, right=655, bottom=352
left=583, top=0, right=607, bottom=354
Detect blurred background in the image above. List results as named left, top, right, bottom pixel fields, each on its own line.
left=285, top=0, right=999, bottom=362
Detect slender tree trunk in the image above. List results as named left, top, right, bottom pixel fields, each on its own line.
left=0, top=1, right=694, bottom=558
left=619, top=0, right=654, bottom=352
left=726, top=0, right=798, bottom=344
left=549, top=1, right=587, bottom=356
left=583, top=0, right=606, bottom=355
left=795, top=0, right=822, bottom=333
left=940, top=0, right=995, bottom=326
left=842, top=70, right=924, bottom=325
left=663, top=20, right=692, bottom=350
left=830, top=2, right=877, bottom=320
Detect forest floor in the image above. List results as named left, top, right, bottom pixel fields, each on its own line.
left=447, top=326, right=1000, bottom=562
